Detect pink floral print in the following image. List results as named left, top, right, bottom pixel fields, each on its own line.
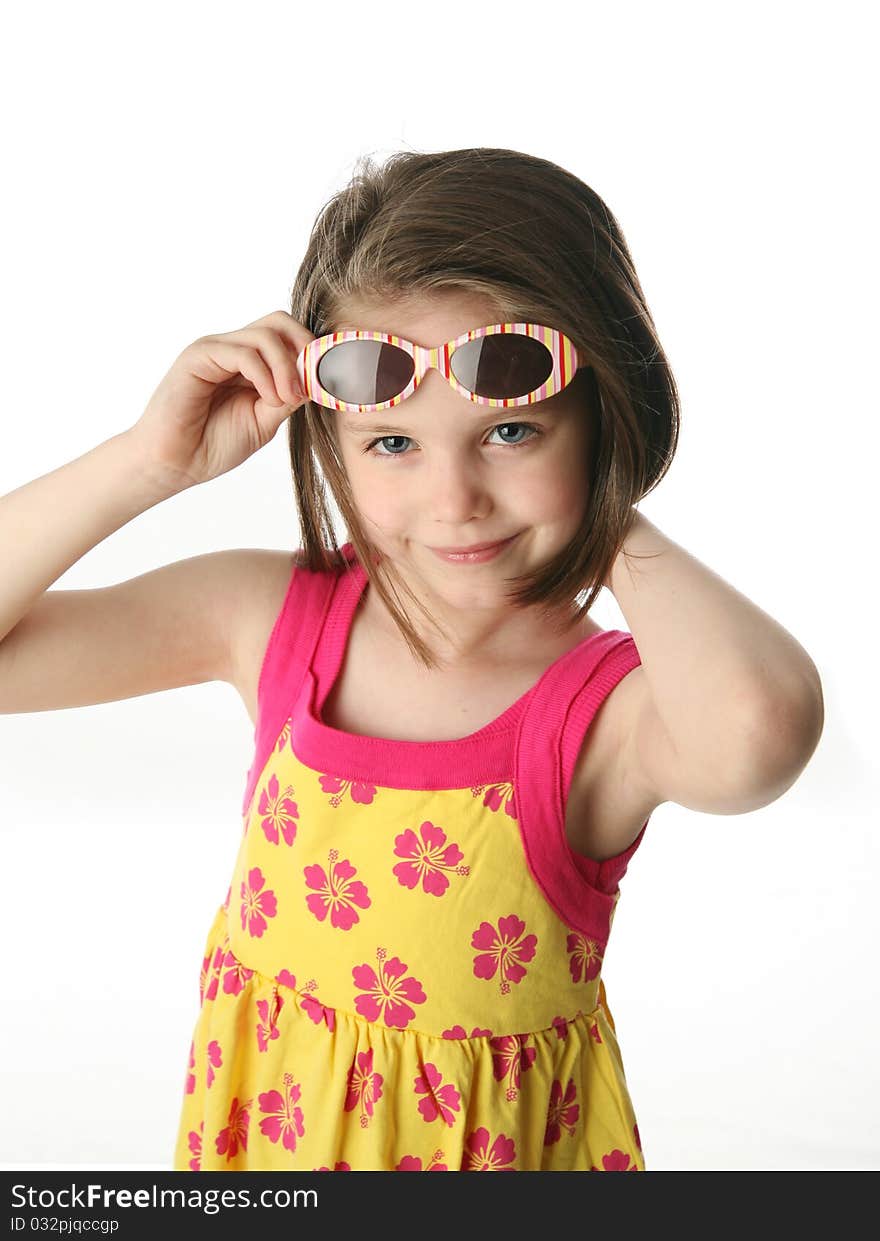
left=566, top=931, right=603, bottom=983
left=471, top=915, right=538, bottom=993
left=544, top=1078, right=579, bottom=1146
left=442, top=1025, right=493, bottom=1039
left=461, top=1127, right=516, bottom=1171
left=552, top=1014, right=576, bottom=1039
left=304, top=850, right=371, bottom=929
left=256, top=990, right=284, bottom=1052
left=200, top=945, right=224, bottom=1004
left=344, top=1048, right=384, bottom=1126
left=352, top=948, right=427, bottom=1029
left=259, top=1074, right=305, bottom=1156
left=591, top=1149, right=639, bottom=1171
left=396, top=1149, right=448, bottom=1171
left=473, top=780, right=517, bottom=819
left=413, top=1063, right=461, bottom=1126
left=215, top=1096, right=252, bottom=1162
left=187, top=1123, right=203, bottom=1171
left=392, top=822, right=467, bottom=896
left=300, top=992, right=336, bottom=1031
left=258, top=772, right=299, bottom=846
left=489, top=1034, right=536, bottom=1100
left=240, top=867, right=277, bottom=938
left=206, top=1040, right=222, bottom=1089
left=221, top=951, right=254, bottom=997
left=318, top=773, right=377, bottom=807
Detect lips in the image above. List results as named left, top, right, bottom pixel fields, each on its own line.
left=430, top=536, right=514, bottom=554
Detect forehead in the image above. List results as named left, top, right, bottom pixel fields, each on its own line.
left=330, top=290, right=512, bottom=346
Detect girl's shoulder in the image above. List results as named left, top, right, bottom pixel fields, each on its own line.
left=225, top=547, right=305, bottom=727
left=225, top=542, right=360, bottom=724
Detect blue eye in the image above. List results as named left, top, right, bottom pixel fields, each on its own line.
left=365, top=423, right=541, bottom=457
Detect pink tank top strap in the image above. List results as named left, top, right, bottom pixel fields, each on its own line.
left=514, top=629, right=648, bottom=943
left=239, top=546, right=358, bottom=817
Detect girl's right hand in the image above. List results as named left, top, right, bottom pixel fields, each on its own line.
left=129, top=310, right=316, bottom=491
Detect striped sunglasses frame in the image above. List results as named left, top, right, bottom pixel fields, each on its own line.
left=295, top=322, right=585, bottom=414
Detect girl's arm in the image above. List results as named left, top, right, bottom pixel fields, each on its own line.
left=0, top=312, right=314, bottom=716
left=0, top=431, right=177, bottom=646
left=0, top=433, right=248, bottom=715
left=606, top=510, right=824, bottom=812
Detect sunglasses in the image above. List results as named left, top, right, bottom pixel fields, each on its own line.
left=295, top=323, right=585, bottom=413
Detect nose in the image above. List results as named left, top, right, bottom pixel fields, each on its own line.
left=407, top=372, right=495, bottom=524
left=424, top=442, right=493, bottom=526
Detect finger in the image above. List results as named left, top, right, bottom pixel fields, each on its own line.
left=222, top=325, right=307, bottom=406
left=196, top=340, right=284, bottom=407
left=245, top=310, right=317, bottom=362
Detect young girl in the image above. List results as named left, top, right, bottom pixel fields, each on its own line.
left=0, top=147, right=823, bottom=1173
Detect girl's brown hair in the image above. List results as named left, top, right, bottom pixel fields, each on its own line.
left=288, top=146, right=679, bottom=669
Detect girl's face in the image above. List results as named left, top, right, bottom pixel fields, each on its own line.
left=329, top=292, right=594, bottom=612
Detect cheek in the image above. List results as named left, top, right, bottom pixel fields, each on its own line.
left=517, top=444, right=589, bottom=524
left=343, top=457, right=408, bottom=528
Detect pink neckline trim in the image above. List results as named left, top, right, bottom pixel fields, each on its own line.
left=288, top=553, right=611, bottom=790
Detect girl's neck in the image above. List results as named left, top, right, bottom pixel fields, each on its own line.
left=362, top=577, right=589, bottom=673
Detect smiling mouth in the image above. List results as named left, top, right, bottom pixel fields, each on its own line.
left=427, top=533, right=521, bottom=563
left=430, top=536, right=515, bottom=554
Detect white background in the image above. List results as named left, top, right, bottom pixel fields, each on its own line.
left=0, top=0, right=876, bottom=1172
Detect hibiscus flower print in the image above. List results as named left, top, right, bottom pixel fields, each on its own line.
left=300, top=991, right=336, bottom=1031
left=489, top=1034, right=536, bottom=1100
left=413, top=1063, right=461, bottom=1126
left=392, top=822, right=467, bottom=897
left=442, top=1024, right=493, bottom=1039
left=304, top=850, right=371, bottom=930
left=258, top=1073, right=305, bottom=1156
left=256, top=990, right=284, bottom=1052
left=461, top=1127, right=516, bottom=1171
left=472, top=781, right=517, bottom=819
left=240, top=867, right=278, bottom=938
left=396, top=1149, right=448, bottom=1171
left=258, top=772, right=299, bottom=846
left=344, top=1048, right=384, bottom=1127
left=566, top=931, right=604, bottom=983
left=201, top=945, right=224, bottom=1004
left=221, top=950, right=254, bottom=997
left=544, top=1078, right=579, bottom=1146
left=318, top=773, right=377, bottom=807
left=314, top=1162, right=351, bottom=1171
left=591, top=1149, right=639, bottom=1171
left=187, top=1123, right=203, bottom=1171
left=352, top=947, right=427, bottom=1029
left=273, top=717, right=292, bottom=755
left=471, top=915, right=538, bottom=994
left=215, top=1096, right=252, bottom=1162
left=205, top=1040, right=222, bottom=1089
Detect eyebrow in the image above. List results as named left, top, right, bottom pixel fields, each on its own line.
left=339, top=407, right=562, bottom=435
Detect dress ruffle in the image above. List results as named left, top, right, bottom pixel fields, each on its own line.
left=174, top=905, right=644, bottom=1172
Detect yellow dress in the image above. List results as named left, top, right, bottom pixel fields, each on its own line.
left=174, top=544, right=650, bottom=1171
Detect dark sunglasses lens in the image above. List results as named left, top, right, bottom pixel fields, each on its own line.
left=450, top=334, right=554, bottom=398
left=316, top=340, right=415, bottom=405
